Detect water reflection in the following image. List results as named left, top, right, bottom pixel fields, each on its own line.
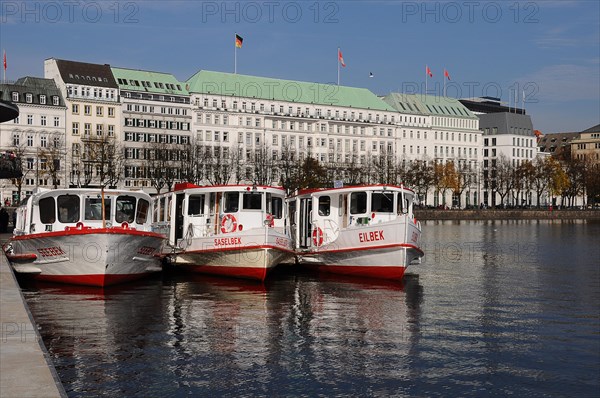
left=22, top=270, right=424, bottom=397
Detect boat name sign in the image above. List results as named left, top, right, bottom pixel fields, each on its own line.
left=358, top=230, right=385, bottom=243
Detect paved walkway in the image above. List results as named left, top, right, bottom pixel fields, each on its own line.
left=0, top=233, right=66, bottom=398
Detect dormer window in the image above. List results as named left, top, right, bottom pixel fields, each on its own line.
left=25, top=93, right=33, bottom=103
left=40, top=95, right=46, bottom=104
left=12, top=92, right=19, bottom=101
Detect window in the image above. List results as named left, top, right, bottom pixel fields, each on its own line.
left=26, top=93, right=33, bottom=103
left=108, top=125, right=114, bottom=137
left=116, top=196, right=136, bottom=223
left=187, top=195, right=205, bottom=216
left=72, top=104, right=79, bottom=114
left=243, top=193, right=262, bottom=210
left=40, top=136, right=47, bottom=147
left=224, top=192, right=239, bottom=213
left=27, top=135, right=33, bottom=146
left=96, top=106, right=103, bottom=116
left=54, top=116, right=60, bottom=127
left=371, top=193, right=394, bottom=213
left=350, top=192, right=367, bottom=214
left=84, top=197, right=111, bottom=221
left=136, top=199, right=150, bottom=224
left=39, top=197, right=56, bottom=224
left=271, top=197, right=283, bottom=219
left=40, top=116, right=47, bottom=126
left=53, top=96, right=59, bottom=106
left=84, top=123, right=91, bottom=135
left=12, top=134, right=19, bottom=146
left=84, top=105, right=91, bottom=115
left=318, top=196, right=331, bottom=216
left=12, top=92, right=19, bottom=102
left=57, top=195, right=80, bottom=223
left=40, top=95, right=46, bottom=105
left=27, top=115, right=33, bottom=125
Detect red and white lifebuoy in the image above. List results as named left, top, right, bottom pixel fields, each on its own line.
left=76, top=222, right=84, bottom=230
left=221, top=214, right=238, bottom=234
left=312, top=227, right=324, bottom=247
left=265, top=213, right=274, bottom=228
left=121, top=222, right=129, bottom=229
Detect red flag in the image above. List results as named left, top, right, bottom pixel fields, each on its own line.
left=3, top=51, right=6, bottom=71
left=444, top=68, right=451, bottom=80
left=338, top=49, right=346, bottom=67
left=426, top=65, right=433, bottom=78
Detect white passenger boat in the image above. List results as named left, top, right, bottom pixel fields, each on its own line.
left=3, top=188, right=164, bottom=287
left=289, top=185, right=424, bottom=280
left=153, top=183, right=294, bottom=282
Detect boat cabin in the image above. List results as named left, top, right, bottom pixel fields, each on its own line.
left=153, top=183, right=287, bottom=248
left=290, top=185, right=417, bottom=249
left=14, top=188, right=152, bottom=235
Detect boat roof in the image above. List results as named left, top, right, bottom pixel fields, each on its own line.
left=28, top=188, right=151, bottom=200
left=293, top=184, right=415, bottom=198
left=173, top=183, right=286, bottom=193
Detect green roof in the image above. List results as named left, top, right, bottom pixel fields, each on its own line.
left=383, top=93, right=477, bottom=119
left=186, top=70, right=395, bottom=111
left=111, top=67, right=188, bottom=95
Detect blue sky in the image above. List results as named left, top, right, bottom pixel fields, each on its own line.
left=1, top=0, right=598, bottom=133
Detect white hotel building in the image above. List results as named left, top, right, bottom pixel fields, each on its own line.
left=2, top=58, right=549, bottom=208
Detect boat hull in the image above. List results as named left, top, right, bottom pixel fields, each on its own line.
left=170, top=229, right=294, bottom=282
left=5, top=229, right=164, bottom=287
left=299, top=244, right=423, bottom=280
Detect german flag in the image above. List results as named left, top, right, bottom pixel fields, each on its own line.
left=235, top=34, right=243, bottom=48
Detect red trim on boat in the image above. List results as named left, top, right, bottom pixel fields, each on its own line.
left=309, top=243, right=424, bottom=256
left=5, top=252, right=38, bottom=262
left=31, top=273, right=157, bottom=287
left=177, top=264, right=269, bottom=282
left=11, top=228, right=164, bottom=241
left=296, top=184, right=416, bottom=196
left=182, top=245, right=295, bottom=255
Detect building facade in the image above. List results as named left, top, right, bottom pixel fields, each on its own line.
left=0, top=77, right=66, bottom=205
left=44, top=58, right=121, bottom=188
left=111, top=67, right=191, bottom=192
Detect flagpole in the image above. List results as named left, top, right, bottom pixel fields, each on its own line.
left=443, top=69, right=446, bottom=97
left=234, top=33, right=237, bottom=74
left=337, top=47, right=340, bottom=86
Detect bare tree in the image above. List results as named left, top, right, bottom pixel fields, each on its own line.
left=38, top=133, right=65, bottom=188
left=493, top=154, right=515, bottom=207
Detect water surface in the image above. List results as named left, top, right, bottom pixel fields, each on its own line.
left=21, top=220, right=600, bottom=397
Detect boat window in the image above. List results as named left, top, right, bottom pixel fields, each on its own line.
left=39, top=197, right=56, bottom=224
left=116, top=195, right=136, bottom=223
left=397, top=194, right=408, bottom=214
left=153, top=199, right=159, bottom=222
left=57, top=195, right=80, bottom=223
left=339, top=195, right=344, bottom=216
left=224, top=192, right=239, bottom=213
left=188, top=195, right=204, bottom=216
left=158, top=198, right=166, bottom=221
left=318, top=196, right=331, bottom=216
left=136, top=199, right=150, bottom=224
left=271, top=197, right=283, bottom=219
left=243, top=192, right=262, bottom=210
left=350, top=192, right=367, bottom=214
left=84, top=197, right=111, bottom=221
left=371, top=192, right=394, bottom=213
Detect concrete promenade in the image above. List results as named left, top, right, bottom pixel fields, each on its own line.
left=0, top=234, right=66, bottom=398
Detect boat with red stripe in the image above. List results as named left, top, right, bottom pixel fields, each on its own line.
left=3, top=188, right=165, bottom=287
left=152, top=183, right=294, bottom=282
left=288, top=184, right=424, bottom=280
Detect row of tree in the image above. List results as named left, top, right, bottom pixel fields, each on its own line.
left=9, top=136, right=600, bottom=207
